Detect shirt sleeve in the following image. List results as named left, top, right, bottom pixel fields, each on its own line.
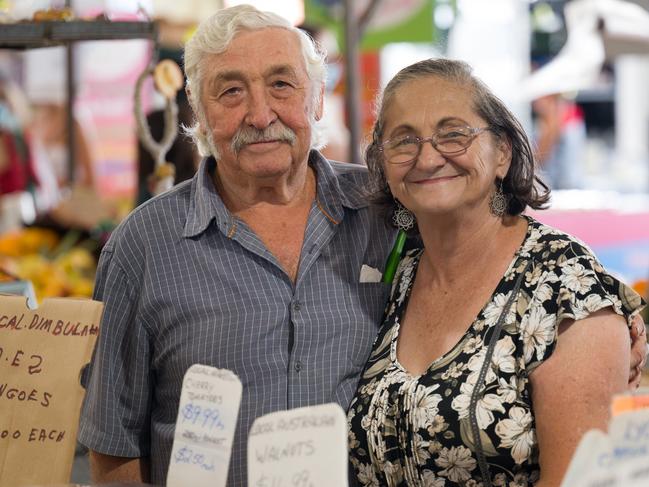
left=522, top=251, right=645, bottom=374
left=555, top=252, right=645, bottom=328
left=78, top=246, right=153, bottom=458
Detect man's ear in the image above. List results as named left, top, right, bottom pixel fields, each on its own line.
left=314, top=84, right=325, bottom=121
left=185, top=84, right=199, bottom=114
left=185, top=85, right=206, bottom=131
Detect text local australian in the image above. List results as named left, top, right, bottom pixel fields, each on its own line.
left=249, top=414, right=337, bottom=436
left=0, top=313, right=99, bottom=337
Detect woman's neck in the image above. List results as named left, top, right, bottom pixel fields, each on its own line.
left=416, top=211, right=525, bottom=286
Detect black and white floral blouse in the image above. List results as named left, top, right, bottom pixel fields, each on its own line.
left=348, top=216, right=644, bottom=487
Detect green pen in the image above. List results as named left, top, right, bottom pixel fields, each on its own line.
left=381, top=229, right=407, bottom=284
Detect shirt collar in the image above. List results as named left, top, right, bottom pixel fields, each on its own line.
left=183, top=157, right=230, bottom=238
left=309, top=150, right=368, bottom=224
left=183, top=150, right=368, bottom=238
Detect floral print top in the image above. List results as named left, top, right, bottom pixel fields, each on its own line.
left=348, top=217, right=644, bottom=487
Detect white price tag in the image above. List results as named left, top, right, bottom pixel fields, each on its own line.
left=561, top=409, right=649, bottom=487
left=248, top=403, right=349, bottom=487
left=167, top=364, right=242, bottom=487
left=560, top=430, right=611, bottom=487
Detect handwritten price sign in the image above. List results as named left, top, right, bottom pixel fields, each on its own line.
left=180, top=403, right=226, bottom=431
left=167, top=364, right=242, bottom=487
left=248, top=403, right=348, bottom=487
left=0, top=296, right=102, bottom=485
left=561, top=406, right=649, bottom=487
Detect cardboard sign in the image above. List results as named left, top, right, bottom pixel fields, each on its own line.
left=248, top=403, right=348, bottom=487
left=0, top=295, right=102, bottom=486
left=561, top=408, right=649, bottom=487
left=167, top=364, right=243, bottom=487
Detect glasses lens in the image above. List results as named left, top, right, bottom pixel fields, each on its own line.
left=384, top=136, right=419, bottom=164
left=436, top=126, right=473, bottom=154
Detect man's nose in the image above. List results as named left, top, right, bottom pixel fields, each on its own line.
left=245, top=89, right=277, bottom=129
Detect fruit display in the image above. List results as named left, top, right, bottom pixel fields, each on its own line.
left=0, top=227, right=97, bottom=303
left=32, top=7, right=75, bottom=21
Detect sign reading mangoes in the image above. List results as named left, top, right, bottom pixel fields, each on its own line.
left=0, top=295, right=102, bottom=486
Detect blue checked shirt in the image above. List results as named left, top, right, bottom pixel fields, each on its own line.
left=78, top=151, right=396, bottom=486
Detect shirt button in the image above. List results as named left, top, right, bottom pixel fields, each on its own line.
left=293, top=301, right=302, bottom=311
left=294, top=361, right=302, bottom=372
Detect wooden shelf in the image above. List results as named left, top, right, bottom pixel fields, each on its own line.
left=0, top=20, right=157, bottom=48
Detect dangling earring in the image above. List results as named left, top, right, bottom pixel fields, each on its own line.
left=392, top=200, right=415, bottom=231
left=489, top=179, right=507, bottom=217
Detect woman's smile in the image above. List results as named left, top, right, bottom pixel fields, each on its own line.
left=411, top=174, right=461, bottom=185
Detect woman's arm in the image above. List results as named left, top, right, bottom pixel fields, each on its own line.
left=530, top=308, right=630, bottom=487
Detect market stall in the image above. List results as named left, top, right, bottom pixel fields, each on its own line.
left=0, top=6, right=158, bottom=485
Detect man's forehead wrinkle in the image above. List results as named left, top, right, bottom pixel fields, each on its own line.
left=207, top=64, right=304, bottom=91
left=264, top=64, right=300, bottom=78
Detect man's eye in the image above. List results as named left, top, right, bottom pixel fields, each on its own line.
left=272, top=80, right=291, bottom=89
left=221, top=87, right=242, bottom=97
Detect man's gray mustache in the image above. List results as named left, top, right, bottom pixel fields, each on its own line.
left=231, top=123, right=297, bottom=153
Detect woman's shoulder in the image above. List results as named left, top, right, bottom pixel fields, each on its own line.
left=518, top=216, right=644, bottom=334
left=521, top=215, right=598, bottom=265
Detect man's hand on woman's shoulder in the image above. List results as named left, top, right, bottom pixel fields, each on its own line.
left=629, top=315, right=648, bottom=389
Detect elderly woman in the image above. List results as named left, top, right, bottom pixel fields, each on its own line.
left=347, top=59, right=645, bottom=487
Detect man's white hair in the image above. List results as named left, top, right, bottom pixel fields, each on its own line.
left=183, top=4, right=327, bottom=157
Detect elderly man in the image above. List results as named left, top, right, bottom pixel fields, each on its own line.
left=79, top=6, right=393, bottom=486
left=78, top=4, right=647, bottom=486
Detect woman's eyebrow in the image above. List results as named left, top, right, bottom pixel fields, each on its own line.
left=436, top=117, right=469, bottom=127
left=386, top=124, right=417, bottom=138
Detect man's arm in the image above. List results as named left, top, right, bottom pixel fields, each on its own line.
left=629, top=314, right=648, bottom=388
left=89, top=451, right=150, bottom=484
left=80, top=244, right=154, bottom=482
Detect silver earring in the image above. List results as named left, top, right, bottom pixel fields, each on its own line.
left=392, top=201, right=415, bottom=231
left=489, top=180, right=507, bottom=217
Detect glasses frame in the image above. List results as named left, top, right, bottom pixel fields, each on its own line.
left=379, top=126, right=490, bottom=165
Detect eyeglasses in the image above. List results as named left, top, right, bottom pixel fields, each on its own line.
left=379, top=125, right=490, bottom=165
